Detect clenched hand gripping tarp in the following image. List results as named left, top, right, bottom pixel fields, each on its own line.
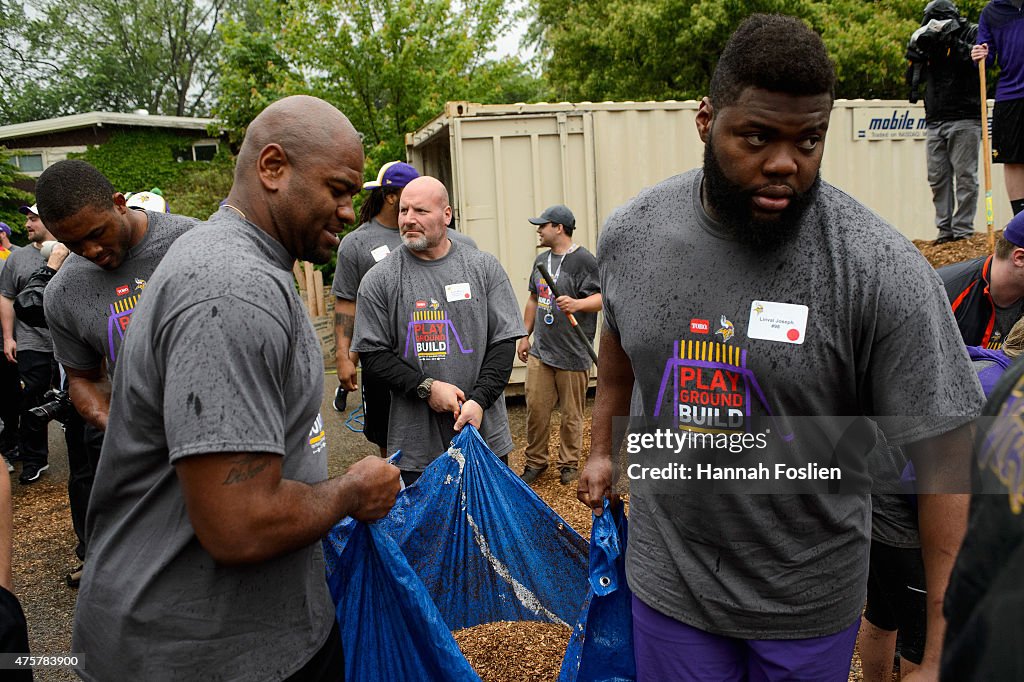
left=558, top=501, right=636, bottom=682
left=324, top=425, right=590, bottom=680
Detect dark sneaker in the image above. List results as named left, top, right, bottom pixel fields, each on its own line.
left=333, top=386, right=348, bottom=412
left=560, top=467, right=579, bottom=485
left=520, top=466, right=547, bottom=485
left=934, top=235, right=955, bottom=245
left=2, top=446, right=20, bottom=463
left=18, top=463, right=48, bottom=484
left=3, top=457, right=11, bottom=473
left=66, top=564, right=84, bottom=588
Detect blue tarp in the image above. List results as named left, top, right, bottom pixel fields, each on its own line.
left=370, top=425, right=590, bottom=629
left=325, top=519, right=481, bottom=682
left=559, top=501, right=636, bottom=682
left=324, top=425, right=591, bottom=679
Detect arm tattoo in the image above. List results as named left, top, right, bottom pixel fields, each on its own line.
left=223, top=454, right=271, bottom=485
left=334, top=311, right=355, bottom=339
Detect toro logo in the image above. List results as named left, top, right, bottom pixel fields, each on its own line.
left=690, top=318, right=710, bottom=335
left=115, top=285, right=131, bottom=297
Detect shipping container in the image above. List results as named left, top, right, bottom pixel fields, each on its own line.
left=407, top=99, right=1008, bottom=384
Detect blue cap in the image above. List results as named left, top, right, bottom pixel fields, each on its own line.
left=0, top=222, right=10, bottom=236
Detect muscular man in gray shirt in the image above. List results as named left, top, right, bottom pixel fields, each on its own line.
left=72, top=96, right=401, bottom=681
left=580, top=15, right=981, bottom=680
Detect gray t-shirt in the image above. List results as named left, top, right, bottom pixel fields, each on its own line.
left=868, top=429, right=920, bottom=548
left=599, top=169, right=983, bottom=639
left=44, top=210, right=197, bottom=378
left=528, top=246, right=599, bottom=372
left=352, top=240, right=525, bottom=471
left=72, top=207, right=334, bottom=681
left=331, top=218, right=477, bottom=300
left=0, top=244, right=52, bottom=353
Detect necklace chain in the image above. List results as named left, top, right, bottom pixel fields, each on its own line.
left=223, top=203, right=246, bottom=221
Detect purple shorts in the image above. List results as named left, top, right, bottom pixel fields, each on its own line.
left=632, top=595, right=859, bottom=682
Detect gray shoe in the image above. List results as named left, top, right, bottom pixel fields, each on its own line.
left=560, top=467, right=578, bottom=485
left=520, top=466, right=547, bottom=484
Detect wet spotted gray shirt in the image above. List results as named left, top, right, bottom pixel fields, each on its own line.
left=527, top=246, right=599, bottom=371
left=73, top=207, right=333, bottom=681
left=44, top=210, right=197, bottom=378
left=352, top=240, right=524, bottom=471
left=600, top=169, right=983, bottom=638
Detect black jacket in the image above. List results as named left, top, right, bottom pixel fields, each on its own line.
left=907, top=19, right=981, bottom=122
left=940, top=255, right=1001, bottom=347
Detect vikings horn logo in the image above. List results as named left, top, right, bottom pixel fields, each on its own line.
left=134, top=278, right=147, bottom=292
left=715, top=315, right=734, bottom=342
left=428, top=298, right=440, bottom=310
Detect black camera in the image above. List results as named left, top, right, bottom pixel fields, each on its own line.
left=28, top=388, right=76, bottom=425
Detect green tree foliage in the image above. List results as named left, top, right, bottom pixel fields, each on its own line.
left=1, top=0, right=246, bottom=124
left=68, top=130, right=234, bottom=220
left=532, top=0, right=990, bottom=102
left=214, top=0, right=549, bottom=169
left=0, top=148, right=33, bottom=243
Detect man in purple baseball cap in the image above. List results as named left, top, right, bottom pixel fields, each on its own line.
left=940, top=209, right=1024, bottom=348
left=362, top=161, right=419, bottom=190
left=0, top=222, right=13, bottom=258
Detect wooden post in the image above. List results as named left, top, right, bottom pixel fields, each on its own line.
left=313, top=269, right=326, bottom=317
left=303, top=261, right=317, bottom=317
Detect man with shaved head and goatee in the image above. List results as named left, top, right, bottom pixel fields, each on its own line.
left=72, top=95, right=401, bottom=681
left=353, top=175, right=524, bottom=485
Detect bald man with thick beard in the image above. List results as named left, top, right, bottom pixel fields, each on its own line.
left=72, top=95, right=401, bottom=682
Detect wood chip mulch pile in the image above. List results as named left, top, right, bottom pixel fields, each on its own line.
left=913, top=230, right=995, bottom=268
left=453, top=621, right=572, bottom=682
left=455, top=406, right=624, bottom=682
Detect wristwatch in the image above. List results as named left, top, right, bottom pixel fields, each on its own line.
left=416, top=377, right=435, bottom=400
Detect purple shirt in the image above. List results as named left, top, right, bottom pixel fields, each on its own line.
left=978, top=0, right=1024, bottom=100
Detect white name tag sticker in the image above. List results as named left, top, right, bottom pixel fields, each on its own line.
left=370, top=245, right=390, bottom=262
left=747, top=300, right=809, bottom=345
left=445, top=282, right=472, bottom=302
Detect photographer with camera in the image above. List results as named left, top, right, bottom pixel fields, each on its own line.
left=12, top=232, right=104, bottom=588
left=0, top=204, right=66, bottom=486
left=907, top=0, right=982, bottom=244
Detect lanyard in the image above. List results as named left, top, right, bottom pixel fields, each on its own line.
left=545, top=244, right=578, bottom=284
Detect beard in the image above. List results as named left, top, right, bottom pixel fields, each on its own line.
left=702, top=140, right=820, bottom=250
left=402, top=234, right=430, bottom=252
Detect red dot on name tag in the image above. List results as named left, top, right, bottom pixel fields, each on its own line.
left=787, top=328, right=800, bottom=341
left=464, top=293, right=470, bottom=298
